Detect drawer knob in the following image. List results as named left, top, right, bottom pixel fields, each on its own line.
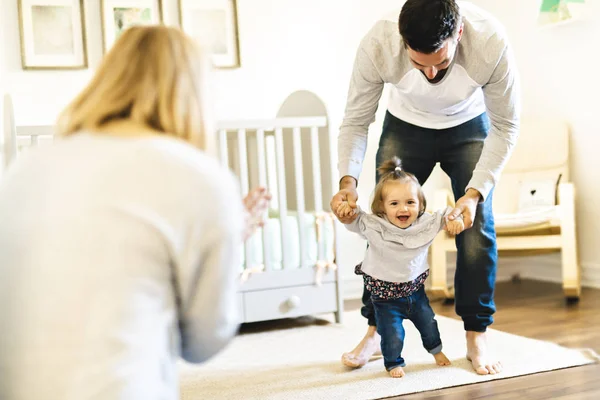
left=286, top=295, right=301, bottom=309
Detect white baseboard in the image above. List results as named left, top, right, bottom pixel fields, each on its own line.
left=445, top=253, right=600, bottom=289
left=498, top=253, right=562, bottom=284
left=441, top=253, right=562, bottom=287
left=341, top=255, right=600, bottom=300
left=582, top=262, right=600, bottom=289
left=493, top=255, right=600, bottom=289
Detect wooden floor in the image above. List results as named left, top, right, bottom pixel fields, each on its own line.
left=365, top=279, right=600, bottom=400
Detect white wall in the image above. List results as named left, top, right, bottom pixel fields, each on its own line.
left=0, top=5, right=6, bottom=172
left=1, top=0, right=97, bottom=124
left=467, top=0, right=600, bottom=290
left=1, top=0, right=599, bottom=296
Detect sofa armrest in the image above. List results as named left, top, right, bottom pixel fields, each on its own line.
left=558, top=182, right=576, bottom=224
left=557, top=182, right=574, bottom=206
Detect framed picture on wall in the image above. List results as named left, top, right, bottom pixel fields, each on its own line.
left=17, top=0, right=88, bottom=70
left=101, top=0, right=163, bottom=53
left=178, top=0, right=241, bottom=69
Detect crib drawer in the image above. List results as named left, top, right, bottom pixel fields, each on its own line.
left=242, top=283, right=338, bottom=323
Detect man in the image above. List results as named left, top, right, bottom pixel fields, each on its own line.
left=330, top=0, right=520, bottom=375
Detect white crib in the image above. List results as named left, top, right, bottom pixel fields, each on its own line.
left=1, top=93, right=344, bottom=324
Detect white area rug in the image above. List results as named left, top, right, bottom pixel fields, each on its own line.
left=179, top=312, right=597, bottom=400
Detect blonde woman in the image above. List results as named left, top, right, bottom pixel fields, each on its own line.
left=0, top=26, right=269, bottom=400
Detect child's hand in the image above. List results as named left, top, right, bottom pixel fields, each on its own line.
left=444, top=217, right=465, bottom=236
left=336, top=201, right=357, bottom=219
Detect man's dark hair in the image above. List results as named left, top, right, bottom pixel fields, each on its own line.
left=399, top=0, right=461, bottom=54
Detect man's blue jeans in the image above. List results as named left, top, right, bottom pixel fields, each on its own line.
left=361, top=111, right=497, bottom=332
left=372, top=286, right=442, bottom=370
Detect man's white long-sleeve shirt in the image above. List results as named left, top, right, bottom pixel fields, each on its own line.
left=338, top=1, right=520, bottom=200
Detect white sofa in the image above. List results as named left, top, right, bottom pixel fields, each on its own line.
left=429, top=118, right=580, bottom=301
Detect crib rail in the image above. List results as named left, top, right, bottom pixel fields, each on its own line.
left=217, top=117, right=326, bottom=131
left=217, top=116, right=331, bottom=273
left=2, top=94, right=55, bottom=167
left=4, top=125, right=55, bottom=168
left=16, top=126, right=54, bottom=136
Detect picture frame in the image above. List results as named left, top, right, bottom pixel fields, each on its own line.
left=178, top=0, right=241, bottom=69
left=100, top=0, right=164, bottom=53
left=17, top=0, right=88, bottom=70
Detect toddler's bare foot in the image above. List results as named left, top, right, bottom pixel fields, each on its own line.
left=466, top=331, right=502, bottom=375
left=389, top=366, right=405, bottom=378
left=341, top=326, right=381, bottom=368
left=433, top=351, right=451, bottom=366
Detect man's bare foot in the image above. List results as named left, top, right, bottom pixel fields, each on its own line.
left=341, top=325, right=381, bottom=368
left=466, top=331, right=502, bottom=375
left=433, top=351, right=451, bottom=366
left=389, top=366, right=405, bottom=378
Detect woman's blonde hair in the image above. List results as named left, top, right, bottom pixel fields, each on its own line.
left=57, top=25, right=212, bottom=150
left=371, top=157, right=427, bottom=218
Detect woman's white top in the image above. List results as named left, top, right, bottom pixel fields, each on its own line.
left=0, top=133, right=244, bottom=400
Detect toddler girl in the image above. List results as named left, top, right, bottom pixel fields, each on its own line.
left=337, top=157, right=464, bottom=377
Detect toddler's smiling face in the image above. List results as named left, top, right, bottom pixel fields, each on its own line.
left=382, top=181, right=421, bottom=229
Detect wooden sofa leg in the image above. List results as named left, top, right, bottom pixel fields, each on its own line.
left=430, top=236, right=451, bottom=299
left=561, top=231, right=581, bottom=300
left=560, top=183, right=581, bottom=300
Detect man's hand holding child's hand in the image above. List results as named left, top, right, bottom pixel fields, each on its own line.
left=444, top=217, right=465, bottom=236
left=336, top=201, right=357, bottom=220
